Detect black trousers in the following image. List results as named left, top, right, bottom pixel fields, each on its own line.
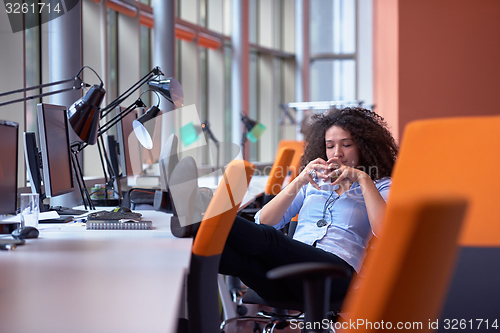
left=219, top=216, right=354, bottom=304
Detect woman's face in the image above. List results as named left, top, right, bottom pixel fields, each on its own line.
left=325, top=125, right=360, bottom=167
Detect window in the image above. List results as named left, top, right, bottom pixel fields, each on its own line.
left=310, top=0, right=357, bottom=102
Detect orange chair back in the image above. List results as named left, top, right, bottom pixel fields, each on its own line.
left=339, top=197, right=467, bottom=333
left=192, top=159, right=254, bottom=257
left=265, top=147, right=295, bottom=196
left=339, top=115, right=500, bottom=332
left=277, top=140, right=304, bottom=180
left=390, top=116, right=500, bottom=246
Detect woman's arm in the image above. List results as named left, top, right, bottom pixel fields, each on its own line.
left=330, top=165, right=387, bottom=235
left=355, top=174, right=387, bottom=235
left=259, top=158, right=329, bottom=226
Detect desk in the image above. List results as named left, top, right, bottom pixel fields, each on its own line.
left=0, top=210, right=192, bottom=333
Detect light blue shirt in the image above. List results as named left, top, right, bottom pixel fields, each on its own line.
left=254, top=177, right=391, bottom=272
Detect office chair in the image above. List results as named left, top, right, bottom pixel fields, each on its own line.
left=185, top=159, right=255, bottom=333
left=263, top=147, right=295, bottom=201
left=224, top=147, right=294, bottom=318
left=238, top=147, right=294, bottom=221
left=222, top=197, right=467, bottom=333
left=274, top=141, right=304, bottom=234
left=158, top=133, right=179, bottom=191
left=169, top=156, right=214, bottom=238
left=335, top=196, right=467, bottom=332
left=265, top=197, right=467, bottom=333
left=372, top=115, right=500, bottom=323
left=125, top=134, right=179, bottom=211
left=154, top=133, right=180, bottom=212
left=276, top=140, right=304, bottom=182
left=226, top=114, right=500, bottom=332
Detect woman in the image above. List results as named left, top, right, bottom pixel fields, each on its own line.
left=219, top=107, right=398, bottom=304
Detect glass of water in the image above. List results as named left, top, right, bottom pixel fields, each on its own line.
left=20, top=193, right=39, bottom=228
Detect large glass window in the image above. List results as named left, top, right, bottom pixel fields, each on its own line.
left=224, top=44, right=232, bottom=164
left=309, top=0, right=357, bottom=102
left=249, top=0, right=258, bottom=44
left=107, top=8, right=118, bottom=102
left=25, top=17, right=41, bottom=134
left=200, top=47, right=209, bottom=164
left=248, top=51, right=259, bottom=162
left=140, top=25, right=152, bottom=106
left=311, top=59, right=356, bottom=101
left=8, top=0, right=303, bottom=187
left=274, top=0, right=283, bottom=50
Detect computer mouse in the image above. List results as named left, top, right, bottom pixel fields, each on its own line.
left=11, top=226, right=40, bottom=239
left=113, top=206, right=132, bottom=213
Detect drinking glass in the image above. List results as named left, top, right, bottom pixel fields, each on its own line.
left=20, top=193, right=39, bottom=228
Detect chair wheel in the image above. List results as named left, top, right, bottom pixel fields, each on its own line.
left=237, top=304, right=248, bottom=316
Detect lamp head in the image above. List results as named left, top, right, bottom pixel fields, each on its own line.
left=67, top=84, right=106, bottom=145
left=148, top=77, right=184, bottom=108
left=132, top=105, right=161, bottom=149
left=241, top=114, right=266, bottom=143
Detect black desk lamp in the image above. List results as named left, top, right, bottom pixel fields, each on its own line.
left=241, top=113, right=266, bottom=160
left=1, top=65, right=183, bottom=209
left=180, top=121, right=221, bottom=185
left=0, top=66, right=106, bottom=210
left=75, top=74, right=183, bottom=208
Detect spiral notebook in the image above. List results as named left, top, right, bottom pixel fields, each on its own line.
left=86, top=220, right=153, bottom=230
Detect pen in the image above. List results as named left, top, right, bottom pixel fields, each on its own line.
left=73, top=218, right=87, bottom=223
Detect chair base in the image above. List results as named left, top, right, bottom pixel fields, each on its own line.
left=220, top=310, right=304, bottom=333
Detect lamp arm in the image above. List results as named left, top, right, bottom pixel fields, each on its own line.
left=0, top=77, right=83, bottom=108
left=100, top=67, right=163, bottom=117
left=97, top=98, right=146, bottom=137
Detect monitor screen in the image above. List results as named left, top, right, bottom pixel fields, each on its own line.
left=0, top=121, right=19, bottom=215
left=37, top=103, right=74, bottom=198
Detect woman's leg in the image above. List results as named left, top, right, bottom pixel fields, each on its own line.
left=219, top=216, right=353, bottom=303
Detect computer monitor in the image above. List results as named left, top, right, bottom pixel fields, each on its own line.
left=37, top=103, right=74, bottom=198
left=107, top=134, right=121, bottom=179
left=0, top=121, right=19, bottom=216
left=116, top=107, right=142, bottom=177
left=24, top=132, right=43, bottom=198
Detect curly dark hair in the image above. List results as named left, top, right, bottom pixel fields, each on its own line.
left=300, top=107, right=398, bottom=180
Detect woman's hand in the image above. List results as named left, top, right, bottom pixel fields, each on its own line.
left=325, top=158, right=370, bottom=186
left=260, top=158, right=330, bottom=225
left=325, top=158, right=386, bottom=235
left=296, top=158, right=332, bottom=190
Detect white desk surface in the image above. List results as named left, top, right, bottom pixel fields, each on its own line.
left=0, top=210, right=192, bottom=333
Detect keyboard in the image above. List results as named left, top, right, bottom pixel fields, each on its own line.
left=39, top=216, right=75, bottom=223
left=87, top=210, right=143, bottom=221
